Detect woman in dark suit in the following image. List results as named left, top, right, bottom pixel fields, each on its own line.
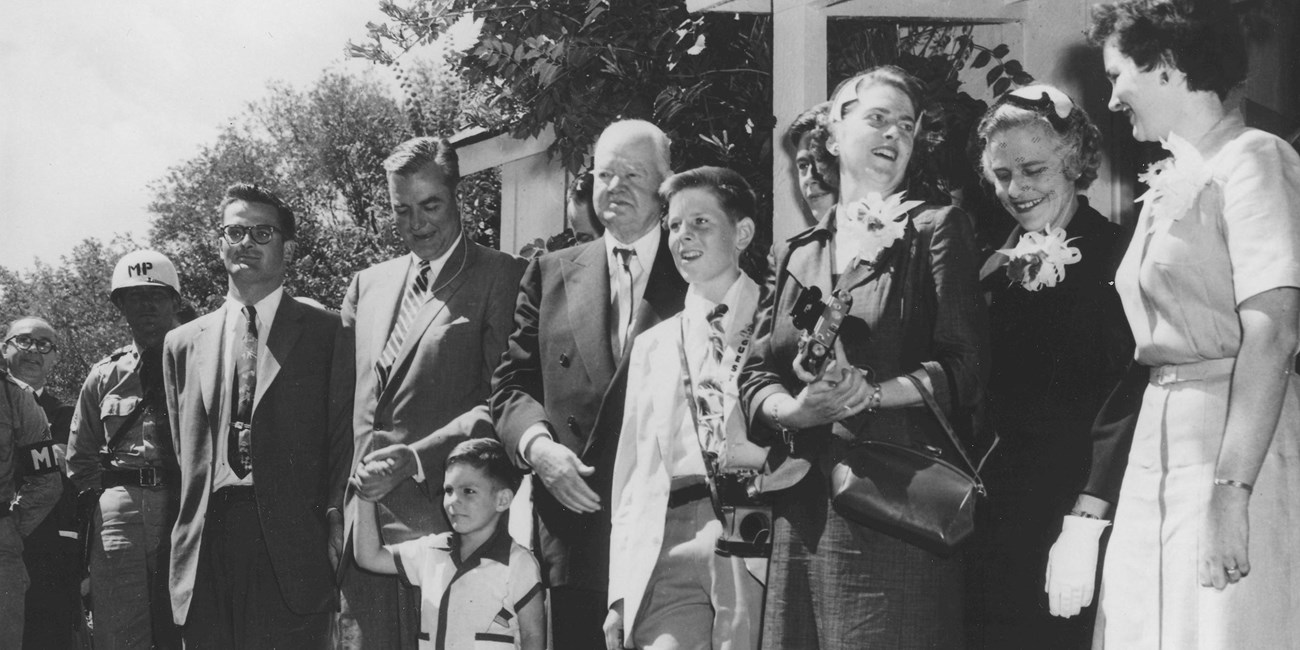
left=965, top=84, right=1133, bottom=649
left=741, top=65, right=988, bottom=649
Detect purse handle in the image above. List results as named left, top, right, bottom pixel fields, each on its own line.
left=899, top=372, right=986, bottom=496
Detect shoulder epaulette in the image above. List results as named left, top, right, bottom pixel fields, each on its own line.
left=93, top=345, right=135, bottom=368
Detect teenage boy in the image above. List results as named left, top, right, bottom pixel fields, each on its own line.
left=605, top=166, right=765, bottom=650
left=353, top=438, right=545, bottom=650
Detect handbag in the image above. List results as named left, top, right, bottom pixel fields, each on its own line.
left=829, top=373, right=985, bottom=553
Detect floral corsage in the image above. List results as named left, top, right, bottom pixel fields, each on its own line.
left=1136, top=132, right=1211, bottom=230
left=838, top=191, right=924, bottom=266
left=998, top=225, right=1081, bottom=291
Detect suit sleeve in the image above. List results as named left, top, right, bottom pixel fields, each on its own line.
left=410, top=404, right=493, bottom=485
left=490, top=257, right=551, bottom=465
left=12, top=387, right=61, bottom=536
left=66, top=368, right=108, bottom=492
left=740, top=241, right=793, bottom=447
left=920, top=207, right=990, bottom=417
left=162, top=332, right=183, bottom=471
left=329, top=314, right=356, bottom=513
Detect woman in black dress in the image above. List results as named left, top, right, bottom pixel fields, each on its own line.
left=965, top=84, right=1133, bottom=649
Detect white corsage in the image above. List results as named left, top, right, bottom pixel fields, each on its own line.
left=1136, top=132, right=1211, bottom=230
left=837, top=191, right=923, bottom=267
left=998, top=225, right=1081, bottom=291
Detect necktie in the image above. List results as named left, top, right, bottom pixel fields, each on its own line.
left=376, top=260, right=431, bottom=392
left=696, top=303, right=729, bottom=452
left=612, top=247, right=636, bottom=354
left=229, top=305, right=257, bottom=478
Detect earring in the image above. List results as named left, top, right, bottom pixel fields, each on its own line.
left=1160, top=72, right=1169, bottom=85
left=828, top=143, right=840, bottom=156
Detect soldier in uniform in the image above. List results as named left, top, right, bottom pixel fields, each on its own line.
left=0, top=364, right=63, bottom=646
left=67, top=250, right=184, bottom=649
left=3, top=317, right=83, bottom=649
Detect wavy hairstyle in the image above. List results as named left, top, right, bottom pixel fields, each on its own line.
left=972, top=85, right=1104, bottom=190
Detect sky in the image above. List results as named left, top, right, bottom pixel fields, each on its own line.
left=0, top=0, right=388, bottom=272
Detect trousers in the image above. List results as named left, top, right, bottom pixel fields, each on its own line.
left=91, top=485, right=180, bottom=650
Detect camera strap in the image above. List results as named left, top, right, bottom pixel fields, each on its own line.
left=677, top=310, right=756, bottom=522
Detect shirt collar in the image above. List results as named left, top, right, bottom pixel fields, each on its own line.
left=224, top=286, right=285, bottom=330
left=449, top=515, right=513, bottom=569
left=409, top=231, right=463, bottom=272
left=604, top=227, right=661, bottom=268
left=683, top=273, right=760, bottom=332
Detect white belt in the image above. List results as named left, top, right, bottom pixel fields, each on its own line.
left=1149, top=357, right=1236, bottom=386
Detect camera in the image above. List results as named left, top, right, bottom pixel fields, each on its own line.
left=791, top=286, right=854, bottom=378
left=711, top=471, right=772, bottom=558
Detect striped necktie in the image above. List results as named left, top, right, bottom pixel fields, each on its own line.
left=376, top=260, right=430, bottom=392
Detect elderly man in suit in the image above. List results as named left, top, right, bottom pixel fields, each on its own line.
left=3, top=317, right=81, bottom=649
left=492, top=119, right=688, bottom=649
left=336, top=137, right=525, bottom=649
left=162, top=183, right=351, bottom=648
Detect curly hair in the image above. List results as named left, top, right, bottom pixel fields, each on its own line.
left=785, top=102, right=839, bottom=190
left=972, top=86, right=1104, bottom=190
left=1089, top=0, right=1247, bottom=100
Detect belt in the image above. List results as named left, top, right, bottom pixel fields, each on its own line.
left=1149, top=357, right=1236, bottom=386
left=667, top=478, right=710, bottom=509
left=210, top=485, right=256, bottom=505
left=102, top=467, right=170, bottom=489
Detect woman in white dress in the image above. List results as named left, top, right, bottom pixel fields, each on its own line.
left=1045, top=1, right=1300, bottom=647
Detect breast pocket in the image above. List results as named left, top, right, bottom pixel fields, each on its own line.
left=100, top=395, right=142, bottom=441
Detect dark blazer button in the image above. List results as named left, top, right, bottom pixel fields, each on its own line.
left=567, top=415, right=579, bottom=433
left=559, top=353, right=571, bottom=368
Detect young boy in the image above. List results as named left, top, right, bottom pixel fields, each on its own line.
left=354, top=438, right=545, bottom=650
left=604, top=166, right=766, bottom=650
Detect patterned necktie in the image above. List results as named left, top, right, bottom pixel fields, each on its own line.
left=612, top=247, right=636, bottom=354
left=696, top=303, right=730, bottom=453
left=376, top=260, right=431, bottom=392
left=229, top=305, right=257, bottom=478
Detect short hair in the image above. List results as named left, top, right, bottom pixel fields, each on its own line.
left=3, top=316, right=57, bottom=341
left=1089, top=0, right=1247, bottom=100
left=785, top=102, right=840, bottom=190
left=828, top=65, right=926, bottom=126
left=445, top=438, right=521, bottom=492
left=659, top=166, right=757, bottom=227
left=596, top=119, right=672, bottom=178
left=383, top=137, right=460, bottom=190
left=220, top=183, right=296, bottom=240
left=972, top=85, right=1104, bottom=190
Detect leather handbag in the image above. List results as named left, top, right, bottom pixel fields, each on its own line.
left=829, top=373, right=985, bottom=552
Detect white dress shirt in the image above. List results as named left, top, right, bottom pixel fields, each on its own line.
left=212, top=287, right=284, bottom=490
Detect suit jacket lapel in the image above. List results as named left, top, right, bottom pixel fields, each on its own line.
left=369, top=258, right=410, bottom=363
left=257, top=296, right=302, bottom=411
left=564, top=240, right=616, bottom=383
left=198, top=307, right=226, bottom=430
left=787, top=225, right=834, bottom=294
left=380, top=239, right=476, bottom=406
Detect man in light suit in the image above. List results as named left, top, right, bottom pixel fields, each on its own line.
left=163, top=183, right=352, bottom=648
left=491, top=119, right=688, bottom=649
left=336, top=137, right=526, bottom=648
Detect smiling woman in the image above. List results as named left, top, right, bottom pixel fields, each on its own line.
left=741, top=65, right=988, bottom=650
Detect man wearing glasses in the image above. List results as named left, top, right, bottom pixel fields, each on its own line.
left=0, top=334, right=62, bottom=646
left=66, top=250, right=185, bottom=649
left=4, top=317, right=81, bottom=649
left=162, top=183, right=351, bottom=647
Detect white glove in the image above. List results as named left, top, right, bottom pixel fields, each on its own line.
left=1045, top=515, right=1110, bottom=618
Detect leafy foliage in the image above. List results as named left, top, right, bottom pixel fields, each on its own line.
left=348, top=0, right=774, bottom=266
left=0, top=237, right=137, bottom=399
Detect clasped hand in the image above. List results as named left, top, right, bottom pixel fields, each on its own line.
left=786, top=346, right=873, bottom=429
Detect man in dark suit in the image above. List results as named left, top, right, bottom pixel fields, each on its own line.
left=491, top=119, right=688, bottom=649
left=336, top=137, right=525, bottom=648
left=3, top=317, right=80, bottom=649
left=162, top=183, right=352, bottom=648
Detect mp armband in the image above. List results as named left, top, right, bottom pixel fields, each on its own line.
left=18, top=441, right=60, bottom=475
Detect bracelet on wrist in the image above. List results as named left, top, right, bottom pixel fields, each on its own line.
left=1213, top=478, right=1253, bottom=494
left=1068, top=509, right=1104, bottom=520
left=768, top=398, right=795, bottom=448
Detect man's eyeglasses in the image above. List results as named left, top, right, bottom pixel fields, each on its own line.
left=5, top=335, right=57, bottom=354
left=217, top=225, right=282, bottom=245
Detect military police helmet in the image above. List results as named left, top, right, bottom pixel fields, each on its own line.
left=111, top=250, right=181, bottom=299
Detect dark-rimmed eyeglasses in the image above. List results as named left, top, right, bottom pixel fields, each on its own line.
left=217, top=224, right=282, bottom=245
left=4, top=334, right=57, bottom=354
